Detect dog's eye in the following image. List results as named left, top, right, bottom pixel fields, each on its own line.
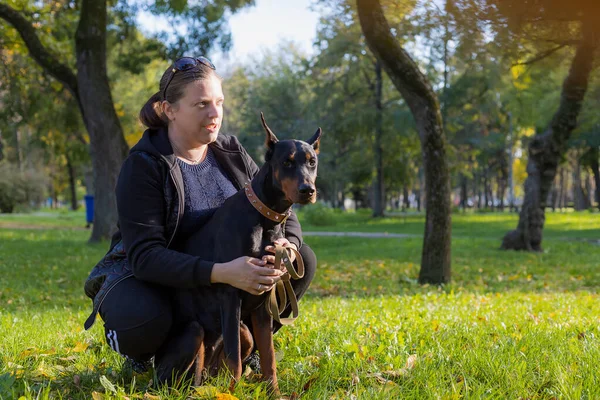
left=308, top=159, right=317, bottom=167
left=283, top=160, right=293, bottom=168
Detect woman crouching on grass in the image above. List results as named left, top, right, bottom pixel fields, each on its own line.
left=83, top=56, right=316, bottom=385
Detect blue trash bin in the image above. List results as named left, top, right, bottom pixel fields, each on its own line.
left=84, top=195, right=94, bottom=226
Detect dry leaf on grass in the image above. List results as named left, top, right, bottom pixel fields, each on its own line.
left=216, top=393, right=239, bottom=400
left=193, top=385, right=219, bottom=398
left=405, top=354, right=417, bottom=369
left=71, top=341, right=89, bottom=353
left=91, top=392, right=105, bottom=400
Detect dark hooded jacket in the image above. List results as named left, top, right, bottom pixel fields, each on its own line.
left=83, top=127, right=302, bottom=329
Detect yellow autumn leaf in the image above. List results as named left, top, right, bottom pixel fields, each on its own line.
left=92, top=392, right=105, bottom=400
left=216, top=394, right=239, bottom=400
left=71, top=341, right=89, bottom=353
left=193, top=385, right=219, bottom=398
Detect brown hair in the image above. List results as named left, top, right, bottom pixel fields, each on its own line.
left=139, top=61, right=219, bottom=129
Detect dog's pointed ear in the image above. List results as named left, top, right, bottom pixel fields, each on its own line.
left=307, top=128, right=322, bottom=154
left=261, top=112, right=279, bottom=149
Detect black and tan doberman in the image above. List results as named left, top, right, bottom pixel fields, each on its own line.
left=163, top=113, right=321, bottom=394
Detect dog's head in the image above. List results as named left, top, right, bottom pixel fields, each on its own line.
left=260, top=113, right=321, bottom=205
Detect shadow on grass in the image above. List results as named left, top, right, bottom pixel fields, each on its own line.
left=305, top=235, right=600, bottom=298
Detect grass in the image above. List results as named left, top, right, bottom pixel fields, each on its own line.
left=1, top=209, right=599, bottom=399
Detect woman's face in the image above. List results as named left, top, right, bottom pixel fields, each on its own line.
left=165, top=74, right=224, bottom=147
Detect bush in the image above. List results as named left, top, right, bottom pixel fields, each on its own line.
left=301, top=202, right=337, bottom=226
left=0, top=163, right=47, bottom=213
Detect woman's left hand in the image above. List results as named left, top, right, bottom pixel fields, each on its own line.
left=263, top=238, right=297, bottom=271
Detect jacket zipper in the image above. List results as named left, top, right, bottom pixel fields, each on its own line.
left=167, top=167, right=184, bottom=248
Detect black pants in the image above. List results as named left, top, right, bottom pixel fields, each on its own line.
left=99, top=244, right=317, bottom=361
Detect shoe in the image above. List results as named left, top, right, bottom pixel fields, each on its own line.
left=124, top=356, right=152, bottom=374
left=242, top=351, right=261, bottom=374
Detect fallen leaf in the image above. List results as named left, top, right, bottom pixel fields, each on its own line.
left=100, top=375, right=117, bottom=394
left=143, top=393, right=160, bottom=400
left=275, top=349, right=284, bottom=362
left=351, top=374, right=360, bottom=385
left=405, top=354, right=417, bottom=369
left=381, top=370, right=408, bottom=379
left=369, top=373, right=387, bottom=384
left=216, top=394, right=239, bottom=400
left=73, top=375, right=81, bottom=387
left=194, top=385, right=219, bottom=397
left=71, top=341, right=89, bottom=353
left=91, top=392, right=105, bottom=400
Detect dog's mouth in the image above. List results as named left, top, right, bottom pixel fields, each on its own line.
left=295, top=192, right=317, bottom=205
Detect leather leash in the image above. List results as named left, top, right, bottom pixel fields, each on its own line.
left=266, top=244, right=304, bottom=325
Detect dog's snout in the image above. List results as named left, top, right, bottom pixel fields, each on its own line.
left=299, top=184, right=315, bottom=196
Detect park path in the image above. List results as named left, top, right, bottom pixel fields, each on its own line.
left=304, top=231, right=417, bottom=238
left=1, top=224, right=597, bottom=245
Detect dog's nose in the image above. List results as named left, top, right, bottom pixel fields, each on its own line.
left=299, top=184, right=315, bottom=196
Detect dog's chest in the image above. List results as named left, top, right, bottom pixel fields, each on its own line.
left=249, top=224, right=283, bottom=257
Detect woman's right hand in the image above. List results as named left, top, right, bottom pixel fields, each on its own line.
left=211, top=256, right=284, bottom=295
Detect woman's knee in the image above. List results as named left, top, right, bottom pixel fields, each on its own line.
left=100, top=278, right=173, bottom=360
left=298, top=243, right=317, bottom=284
left=291, top=243, right=316, bottom=301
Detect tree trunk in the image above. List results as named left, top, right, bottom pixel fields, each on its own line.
left=573, top=155, right=586, bottom=210
left=372, top=60, right=385, bottom=217
left=475, top=170, right=481, bottom=209
left=585, top=171, right=592, bottom=208
left=483, top=169, right=490, bottom=209
left=559, top=167, right=566, bottom=210
left=403, top=184, right=410, bottom=210
left=460, top=174, right=468, bottom=211
left=0, top=1, right=129, bottom=242
left=66, top=153, right=79, bottom=211
left=550, top=174, right=558, bottom=211
left=507, top=111, right=515, bottom=212
left=591, top=147, right=600, bottom=210
left=15, top=129, right=23, bottom=172
left=498, top=175, right=505, bottom=211
left=358, top=0, right=452, bottom=284
left=501, top=21, right=598, bottom=251
left=76, top=0, right=129, bottom=241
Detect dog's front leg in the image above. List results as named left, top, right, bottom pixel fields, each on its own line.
left=221, top=291, right=243, bottom=390
left=251, top=306, right=280, bottom=396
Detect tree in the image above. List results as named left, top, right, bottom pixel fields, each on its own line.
left=0, top=0, right=254, bottom=241
left=0, top=0, right=129, bottom=241
left=497, top=2, right=600, bottom=251
left=357, top=0, right=452, bottom=284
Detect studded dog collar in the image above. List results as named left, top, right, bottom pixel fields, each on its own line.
left=244, top=182, right=292, bottom=223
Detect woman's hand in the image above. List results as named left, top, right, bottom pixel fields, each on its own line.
left=211, top=256, right=284, bottom=295
left=263, top=238, right=297, bottom=272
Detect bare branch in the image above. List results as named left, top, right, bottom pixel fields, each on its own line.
left=512, top=44, right=568, bottom=67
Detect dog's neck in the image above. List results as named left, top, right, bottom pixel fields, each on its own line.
left=250, top=164, right=292, bottom=216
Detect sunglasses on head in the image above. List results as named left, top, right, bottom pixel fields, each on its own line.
left=162, top=56, right=216, bottom=100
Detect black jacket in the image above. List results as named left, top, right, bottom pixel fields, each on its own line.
left=83, top=127, right=302, bottom=329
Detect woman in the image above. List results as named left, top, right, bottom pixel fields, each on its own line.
left=83, top=56, right=316, bottom=383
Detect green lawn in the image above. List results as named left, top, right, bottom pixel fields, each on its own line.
left=1, top=210, right=599, bottom=399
